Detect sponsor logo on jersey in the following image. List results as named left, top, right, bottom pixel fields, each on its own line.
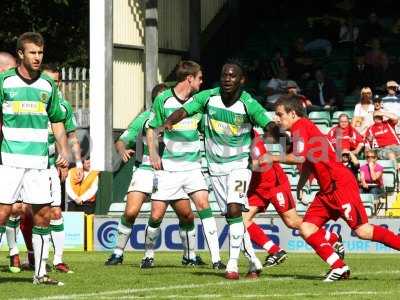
left=40, top=92, right=49, bottom=104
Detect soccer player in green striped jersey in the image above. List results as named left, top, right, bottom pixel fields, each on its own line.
left=145, top=61, right=224, bottom=269
left=43, top=64, right=83, bottom=274
left=164, top=60, right=275, bottom=279
left=104, top=83, right=167, bottom=267
left=0, top=32, right=69, bottom=286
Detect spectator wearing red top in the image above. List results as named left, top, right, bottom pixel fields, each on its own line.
left=263, top=94, right=400, bottom=282
left=327, top=114, right=364, bottom=156
left=365, top=110, right=400, bottom=168
left=360, top=150, right=384, bottom=197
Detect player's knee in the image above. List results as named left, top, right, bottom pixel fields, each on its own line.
left=179, top=211, right=194, bottom=223
left=299, top=222, right=317, bottom=239
left=285, top=218, right=301, bottom=229
left=52, top=209, right=62, bottom=220
left=227, top=203, right=241, bottom=218
left=354, top=224, right=373, bottom=240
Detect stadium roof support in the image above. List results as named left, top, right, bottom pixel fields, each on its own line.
left=89, top=0, right=113, bottom=172
left=144, top=0, right=158, bottom=109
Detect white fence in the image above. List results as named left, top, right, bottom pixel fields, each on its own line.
left=61, top=67, right=90, bottom=128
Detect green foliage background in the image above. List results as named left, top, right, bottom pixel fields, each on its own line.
left=0, top=0, right=89, bottom=67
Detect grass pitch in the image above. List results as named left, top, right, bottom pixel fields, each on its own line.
left=1, top=251, right=400, bottom=299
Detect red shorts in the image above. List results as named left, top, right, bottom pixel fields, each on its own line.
left=303, top=181, right=368, bottom=230
left=248, top=184, right=295, bottom=214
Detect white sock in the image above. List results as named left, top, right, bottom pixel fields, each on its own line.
left=179, top=224, right=196, bottom=260
left=144, top=225, right=160, bottom=259
left=113, top=218, right=132, bottom=257
left=32, top=227, right=50, bottom=278
left=6, top=216, right=20, bottom=256
left=242, top=231, right=262, bottom=271
left=227, top=221, right=244, bottom=272
left=201, top=217, right=221, bottom=263
left=50, top=218, right=65, bottom=265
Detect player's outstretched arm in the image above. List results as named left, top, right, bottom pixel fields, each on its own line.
left=68, top=131, right=83, bottom=180
left=52, top=122, right=69, bottom=168
left=164, top=108, right=188, bottom=130
left=297, top=164, right=311, bottom=201
left=261, top=152, right=305, bottom=165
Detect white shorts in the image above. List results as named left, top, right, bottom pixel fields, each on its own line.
left=0, top=166, right=51, bottom=205
left=50, top=166, right=62, bottom=207
left=210, top=168, right=252, bottom=214
left=127, top=168, right=154, bottom=194
left=151, top=169, right=208, bottom=201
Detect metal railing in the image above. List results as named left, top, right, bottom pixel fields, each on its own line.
left=60, top=67, right=90, bottom=128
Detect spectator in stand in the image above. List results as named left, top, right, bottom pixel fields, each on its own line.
left=287, top=38, right=314, bottom=80
left=66, top=158, right=99, bottom=214
left=373, top=96, right=383, bottom=111
left=364, top=38, right=389, bottom=87
left=352, top=87, right=374, bottom=135
left=339, top=16, right=359, bottom=44
left=261, top=67, right=290, bottom=109
left=347, top=56, right=374, bottom=96
left=327, top=113, right=364, bottom=155
left=359, top=12, right=385, bottom=44
left=341, top=149, right=360, bottom=179
left=269, top=48, right=287, bottom=78
left=306, top=69, right=338, bottom=109
left=365, top=110, right=400, bottom=169
left=360, top=150, right=384, bottom=198
left=381, top=81, right=400, bottom=115
left=305, top=14, right=341, bottom=56
left=286, top=80, right=312, bottom=109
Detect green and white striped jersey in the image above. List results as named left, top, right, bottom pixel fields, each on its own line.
left=183, top=87, right=271, bottom=175
left=119, top=110, right=152, bottom=170
left=48, top=97, right=77, bottom=167
left=149, top=88, right=202, bottom=171
left=0, top=68, right=65, bottom=169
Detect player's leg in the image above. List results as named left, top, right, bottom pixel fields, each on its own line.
left=6, top=202, right=23, bottom=273
left=170, top=198, right=200, bottom=265
left=106, top=168, right=153, bottom=265
left=226, top=169, right=261, bottom=279
left=245, top=191, right=285, bottom=267
left=185, top=170, right=223, bottom=268
left=141, top=200, right=168, bottom=268
left=20, top=203, right=35, bottom=269
left=300, top=196, right=348, bottom=282
left=25, top=169, right=63, bottom=285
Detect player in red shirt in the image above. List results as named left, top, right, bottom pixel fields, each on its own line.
left=263, top=95, right=400, bottom=282
left=244, top=127, right=344, bottom=267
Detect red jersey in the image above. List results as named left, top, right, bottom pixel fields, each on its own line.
left=249, top=131, right=288, bottom=191
left=365, top=120, right=400, bottom=148
left=327, top=125, right=363, bottom=151
left=291, top=118, right=354, bottom=193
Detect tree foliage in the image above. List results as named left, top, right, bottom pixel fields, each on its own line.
left=0, top=0, right=89, bottom=67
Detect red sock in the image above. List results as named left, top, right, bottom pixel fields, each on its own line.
left=324, top=230, right=339, bottom=246
left=20, top=211, right=33, bottom=252
left=247, top=222, right=281, bottom=254
left=305, top=228, right=345, bottom=269
left=372, top=225, right=400, bottom=250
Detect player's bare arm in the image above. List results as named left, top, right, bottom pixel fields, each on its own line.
left=68, top=131, right=83, bottom=180
left=296, top=164, right=311, bottom=201
left=146, top=127, right=162, bottom=170
left=52, top=122, right=69, bottom=168
left=115, top=140, right=135, bottom=163
left=164, top=108, right=188, bottom=130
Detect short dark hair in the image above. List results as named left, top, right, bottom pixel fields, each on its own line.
left=224, top=58, right=246, bottom=77
left=151, top=83, right=167, bottom=102
left=16, top=32, right=44, bottom=53
left=42, top=63, right=60, bottom=73
left=373, top=96, right=382, bottom=103
left=275, top=94, right=306, bottom=117
left=175, top=61, right=201, bottom=82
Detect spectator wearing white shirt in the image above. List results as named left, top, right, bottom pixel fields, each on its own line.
left=352, top=87, right=374, bottom=135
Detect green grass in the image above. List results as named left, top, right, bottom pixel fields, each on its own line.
left=1, top=251, right=400, bottom=299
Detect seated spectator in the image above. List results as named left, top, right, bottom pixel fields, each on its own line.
left=341, top=149, right=360, bottom=178
left=359, top=12, right=385, bottom=44
left=269, top=48, right=287, bottom=78
left=365, top=110, right=400, bottom=168
left=381, top=81, right=400, bottom=117
left=287, top=37, right=314, bottom=80
left=339, top=16, right=359, bottom=44
left=373, top=96, right=383, bottom=111
left=352, top=87, right=374, bottom=135
left=327, top=113, right=364, bottom=155
left=286, top=80, right=312, bottom=108
left=66, top=158, right=99, bottom=214
left=360, top=150, right=384, bottom=198
left=261, top=67, right=290, bottom=109
left=306, top=69, right=338, bottom=109
left=347, top=56, right=374, bottom=96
